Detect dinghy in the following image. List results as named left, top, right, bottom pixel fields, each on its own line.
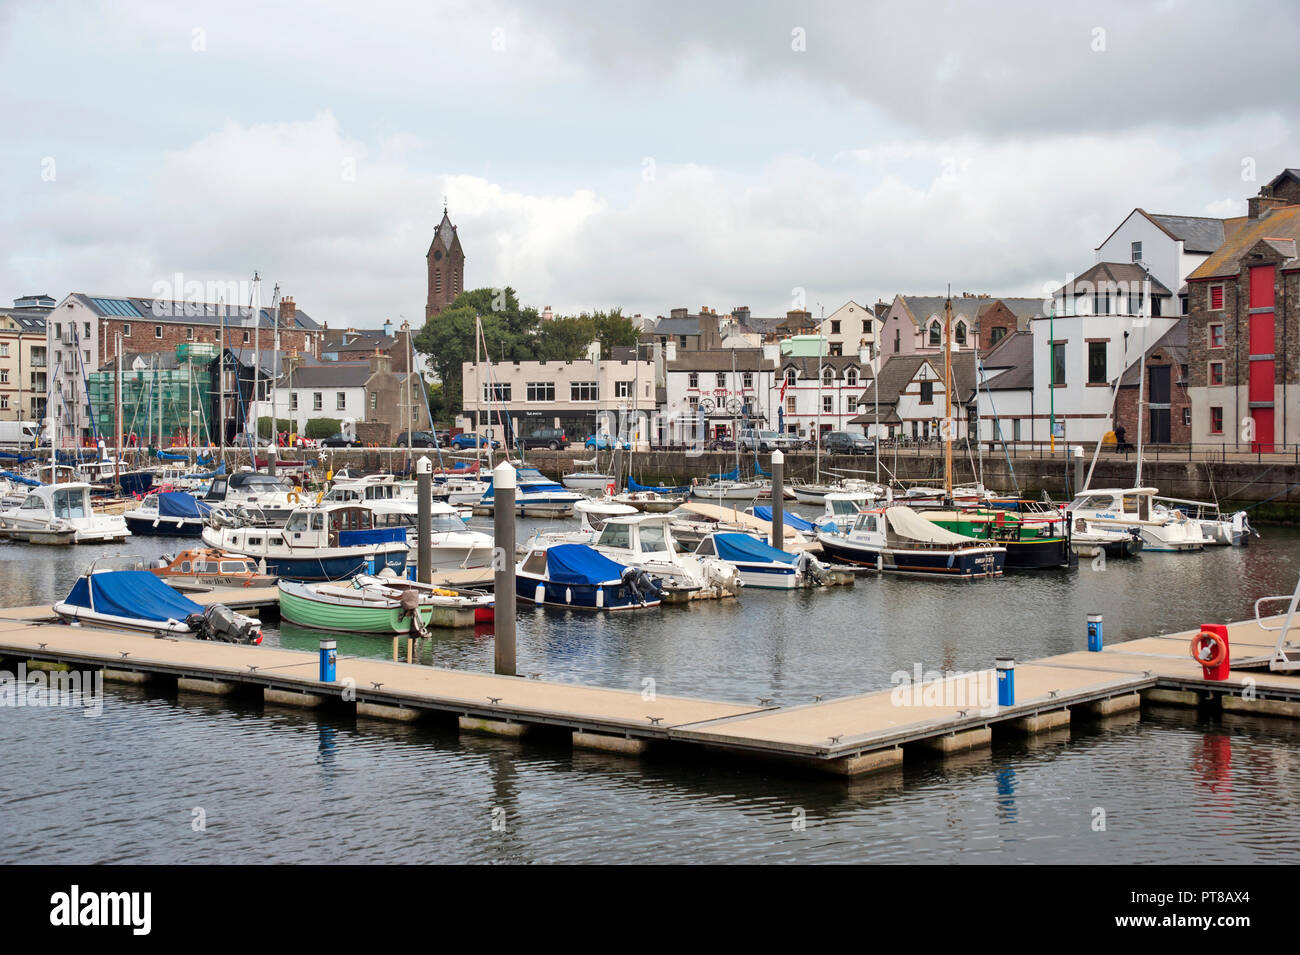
left=124, top=491, right=212, bottom=536
left=54, top=568, right=262, bottom=642
left=278, top=577, right=492, bottom=632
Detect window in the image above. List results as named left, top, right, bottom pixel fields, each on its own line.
left=0, top=344, right=7, bottom=358
left=83, top=322, right=90, bottom=338
left=1183, top=408, right=1191, bottom=427
left=845, top=368, right=858, bottom=387
left=823, top=367, right=835, bottom=385
left=0, top=370, right=8, bottom=384
left=526, top=382, right=555, bottom=402
left=1210, top=407, right=1224, bottom=434
left=1208, top=361, right=1225, bottom=386
left=1131, top=241, right=1142, bottom=263
left=955, top=322, right=967, bottom=346
left=242, top=331, right=250, bottom=344
left=929, top=321, right=941, bottom=346
left=370, top=392, right=377, bottom=411
left=570, top=381, right=597, bottom=401
left=990, top=326, right=1006, bottom=345
left=336, top=392, right=346, bottom=410
left=784, top=368, right=796, bottom=386
left=785, top=395, right=796, bottom=414
left=920, top=381, right=934, bottom=404
left=742, top=372, right=754, bottom=389
left=1210, top=284, right=1224, bottom=310
left=313, top=392, right=322, bottom=411
left=828, top=343, right=843, bottom=357
left=1208, top=324, right=1224, bottom=348
left=290, top=393, right=298, bottom=411
left=1087, top=341, right=1107, bottom=385
left=716, top=373, right=726, bottom=388
left=0, top=396, right=7, bottom=411
left=186, top=327, right=194, bottom=340
left=831, top=320, right=841, bottom=334
left=484, top=383, right=512, bottom=402
left=822, top=395, right=834, bottom=413
left=122, top=324, right=131, bottom=337
left=687, top=373, right=699, bottom=389
left=1051, top=342, right=1066, bottom=385
left=155, top=325, right=163, bottom=339
left=1180, top=295, right=1189, bottom=316
left=679, top=335, right=687, bottom=348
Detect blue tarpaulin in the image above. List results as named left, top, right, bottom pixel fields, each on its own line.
left=544, top=544, right=628, bottom=585
left=752, top=506, right=819, bottom=532
left=0, top=470, right=39, bottom=487
left=628, top=476, right=689, bottom=494
left=338, top=527, right=407, bottom=547
left=156, top=450, right=188, bottom=461
left=64, top=570, right=203, bottom=622
left=708, top=468, right=740, bottom=481
left=713, top=532, right=796, bottom=565
left=157, top=492, right=212, bottom=520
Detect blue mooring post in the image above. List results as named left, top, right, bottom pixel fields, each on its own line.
left=319, top=639, right=337, bottom=682
left=996, top=658, right=1015, bottom=707
left=1087, top=613, right=1103, bottom=652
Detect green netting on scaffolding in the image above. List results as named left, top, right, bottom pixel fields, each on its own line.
left=87, top=366, right=216, bottom=445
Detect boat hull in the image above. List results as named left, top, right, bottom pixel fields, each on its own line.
left=816, top=535, right=1005, bottom=578
left=515, top=573, right=660, bottom=610
left=125, top=514, right=207, bottom=537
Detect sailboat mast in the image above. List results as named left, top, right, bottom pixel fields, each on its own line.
left=114, top=337, right=122, bottom=490
left=1135, top=277, right=1149, bottom=486
left=218, top=297, right=226, bottom=466
left=944, top=296, right=953, bottom=501
left=271, top=283, right=281, bottom=457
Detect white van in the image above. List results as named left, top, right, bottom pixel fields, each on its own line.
left=0, top=421, right=40, bottom=448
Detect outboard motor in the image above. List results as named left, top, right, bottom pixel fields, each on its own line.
left=796, top=551, right=831, bottom=586
left=702, top=558, right=743, bottom=595
left=620, top=566, right=659, bottom=605
left=397, top=588, right=428, bottom=638
left=187, top=603, right=263, bottom=644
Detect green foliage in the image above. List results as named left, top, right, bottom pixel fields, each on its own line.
left=304, top=417, right=343, bottom=439
left=257, top=416, right=294, bottom=439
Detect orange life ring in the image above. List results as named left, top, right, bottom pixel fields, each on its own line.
left=1190, top=630, right=1227, bottom=668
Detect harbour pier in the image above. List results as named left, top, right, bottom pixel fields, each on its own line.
left=1, top=595, right=1298, bottom=777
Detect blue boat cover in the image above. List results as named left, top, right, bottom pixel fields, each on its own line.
left=0, top=470, right=39, bottom=487
left=544, top=544, right=627, bottom=585
left=713, top=532, right=796, bottom=565
left=484, top=470, right=566, bottom=499
left=64, top=570, right=203, bottom=621
left=0, top=451, right=35, bottom=462
left=157, top=492, right=212, bottom=519
left=627, top=476, right=689, bottom=494
left=156, top=450, right=187, bottom=461
left=708, top=467, right=740, bottom=481
left=339, top=527, right=407, bottom=547
left=752, top=505, right=818, bottom=532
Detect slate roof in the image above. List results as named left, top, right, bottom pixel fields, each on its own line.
left=0, top=309, right=48, bottom=331
left=69, top=293, right=320, bottom=330
left=780, top=355, right=864, bottom=379
left=1146, top=213, right=1228, bottom=254
left=1056, top=262, right=1173, bottom=297
left=284, top=361, right=372, bottom=388
left=650, top=316, right=701, bottom=337
left=667, top=348, right=772, bottom=372
left=895, top=295, right=1045, bottom=332
left=979, top=330, right=1034, bottom=391
left=1118, top=320, right=1188, bottom=387
left=1187, top=207, right=1300, bottom=281
left=427, top=209, right=460, bottom=254
left=856, top=352, right=981, bottom=405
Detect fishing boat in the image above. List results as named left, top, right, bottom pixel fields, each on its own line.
left=124, top=491, right=212, bottom=536
left=1153, top=497, right=1253, bottom=546
left=588, top=514, right=742, bottom=601
left=815, top=505, right=1007, bottom=578
left=515, top=542, right=662, bottom=610
left=201, top=503, right=409, bottom=580
left=920, top=507, right=1075, bottom=570
left=692, top=532, right=831, bottom=590
left=0, top=482, right=130, bottom=544
left=54, top=567, right=262, bottom=642
left=1065, top=487, right=1209, bottom=552
left=149, top=548, right=278, bottom=590
left=278, top=577, right=492, bottom=632
left=479, top=467, right=584, bottom=517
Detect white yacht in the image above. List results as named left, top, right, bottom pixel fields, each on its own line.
left=588, top=514, right=741, bottom=601
left=1066, top=487, right=1210, bottom=552
left=366, top=499, right=494, bottom=569
left=0, top=483, right=130, bottom=544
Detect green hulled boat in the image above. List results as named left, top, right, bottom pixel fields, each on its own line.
left=278, top=578, right=493, bottom=632
left=921, top=508, right=1075, bottom=570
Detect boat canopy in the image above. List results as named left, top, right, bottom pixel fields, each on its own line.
left=708, top=467, right=740, bottom=481
left=157, top=492, right=212, bottom=520
left=0, top=470, right=39, bottom=487
left=752, top=506, right=819, bottom=533
left=64, top=570, right=203, bottom=622
left=545, top=544, right=629, bottom=585
left=713, top=532, right=796, bottom=565
left=886, top=505, right=975, bottom=544
left=628, top=476, right=689, bottom=494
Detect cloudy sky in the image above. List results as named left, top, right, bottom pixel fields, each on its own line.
left=3, top=0, right=1297, bottom=327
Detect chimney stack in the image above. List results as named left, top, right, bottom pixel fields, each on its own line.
left=369, top=348, right=392, bottom=377
left=280, top=296, right=296, bottom=327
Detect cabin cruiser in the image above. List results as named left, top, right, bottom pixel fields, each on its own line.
left=692, top=532, right=830, bottom=590
left=588, top=514, right=741, bottom=600
left=149, top=548, right=278, bottom=590
left=515, top=542, right=662, bottom=611
left=366, top=499, right=494, bottom=569
left=1065, top=487, right=1209, bottom=552
left=822, top=489, right=879, bottom=532
left=479, top=467, right=584, bottom=518
left=124, top=491, right=211, bottom=536
left=815, top=505, right=1007, bottom=578
left=202, top=471, right=303, bottom=525
left=1153, top=496, right=1253, bottom=547
left=201, top=502, right=409, bottom=580
left=1067, top=517, right=1144, bottom=559
left=0, top=482, right=130, bottom=544
left=690, top=478, right=764, bottom=503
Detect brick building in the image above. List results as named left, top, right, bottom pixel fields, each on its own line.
left=1114, top=321, right=1191, bottom=446
left=425, top=206, right=465, bottom=319
left=46, top=292, right=320, bottom=444
left=1186, top=169, right=1300, bottom=451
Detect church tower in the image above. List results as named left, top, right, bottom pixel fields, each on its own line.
left=425, top=205, right=465, bottom=319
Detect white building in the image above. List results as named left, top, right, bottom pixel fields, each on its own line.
left=818, top=300, right=878, bottom=358
left=661, top=347, right=780, bottom=445
left=777, top=355, right=870, bottom=437
left=1094, top=209, right=1234, bottom=315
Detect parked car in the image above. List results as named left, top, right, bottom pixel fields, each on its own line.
left=515, top=428, right=569, bottom=451
left=821, top=431, right=875, bottom=455
left=434, top=429, right=451, bottom=446
left=395, top=430, right=441, bottom=448
left=585, top=434, right=631, bottom=451
left=449, top=433, right=499, bottom=450
left=739, top=428, right=799, bottom=452
left=320, top=433, right=363, bottom=448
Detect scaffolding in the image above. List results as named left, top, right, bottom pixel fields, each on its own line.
left=87, top=347, right=217, bottom=447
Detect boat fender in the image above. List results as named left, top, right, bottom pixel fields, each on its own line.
left=287, top=491, right=300, bottom=504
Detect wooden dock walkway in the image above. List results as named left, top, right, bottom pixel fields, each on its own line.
left=1, top=597, right=1298, bottom=776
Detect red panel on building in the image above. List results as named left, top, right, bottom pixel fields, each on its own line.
left=1250, top=265, right=1276, bottom=308
left=1253, top=408, right=1275, bottom=453
left=1249, top=360, right=1274, bottom=402
left=1249, top=313, right=1275, bottom=355
left=1210, top=285, right=1224, bottom=310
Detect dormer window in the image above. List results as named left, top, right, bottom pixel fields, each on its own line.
left=845, top=368, right=859, bottom=387
left=955, top=321, right=967, bottom=346
left=928, top=321, right=941, bottom=346
left=784, top=368, right=796, bottom=386
left=822, top=367, right=835, bottom=385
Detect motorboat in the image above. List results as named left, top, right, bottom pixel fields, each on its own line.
left=690, top=478, right=764, bottom=503
left=1067, top=517, right=1144, bottom=559
left=821, top=488, right=879, bottom=532
left=1065, top=487, right=1209, bottom=552
left=54, top=567, right=262, bottom=643
left=612, top=489, right=686, bottom=513
left=201, top=471, right=304, bottom=525
left=1154, top=497, right=1254, bottom=547
left=920, top=507, right=1075, bottom=570
left=515, top=543, right=662, bottom=610
left=478, top=467, right=584, bottom=518
left=201, top=502, right=409, bottom=580
left=588, top=514, right=742, bottom=601
left=149, top=548, right=278, bottom=590
left=124, top=491, right=212, bottom=536
left=575, top=497, right=639, bottom=530
left=366, top=499, right=494, bottom=569
left=814, top=505, right=1007, bottom=578
left=560, top=459, right=617, bottom=491
left=692, top=532, right=831, bottom=590
left=278, top=576, right=492, bottom=633
left=0, top=482, right=130, bottom=544
left=669, top=500, right=817, bottom=552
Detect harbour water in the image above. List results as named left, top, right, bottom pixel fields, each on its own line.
left=3, top=515, right=1300, bottom=864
